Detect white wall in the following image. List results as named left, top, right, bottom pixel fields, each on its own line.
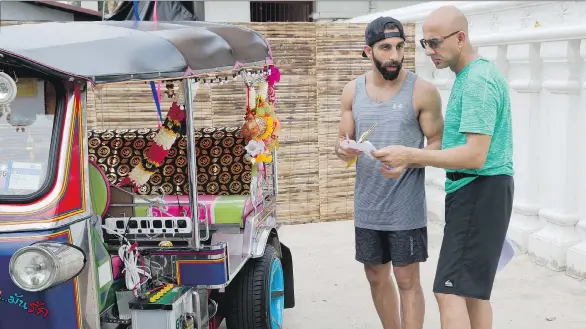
left=374, top=1, right=427, bottom=12
left=199, top=0, right=425, bottom=23
left=1, top=1, right=74, bottom=21
left=204, top=0, right=250, bottom=22
left=313, top=0, right=425, bottom=21
left=313, top=1, right=371, bottom=20
left=79, top=1, right=99, bottom=11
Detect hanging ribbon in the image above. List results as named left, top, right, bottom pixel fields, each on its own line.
left=132, top=0, right=140, bottom=20
left=152, top=0, right=162, bottom=108
left=246, top=86, right=251, bottom=115
left=131, top=0, right=140, bottom=31
left=152, top=0, right=159, bottom=22
left=149, top=81, right=163, bottom=128
left=233, top=61, right=245, bottom=70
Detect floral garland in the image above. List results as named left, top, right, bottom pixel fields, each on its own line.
left=119, top=101, right=186, bottom=190
left=241, top=69, right=281, bottom=171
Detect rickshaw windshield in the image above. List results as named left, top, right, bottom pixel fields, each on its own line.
left=0, top=78, right=61, bottom=200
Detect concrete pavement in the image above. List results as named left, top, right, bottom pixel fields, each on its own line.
left=267, top=220, right=586, bottom=329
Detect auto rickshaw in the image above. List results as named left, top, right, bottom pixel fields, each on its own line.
left=0, top=20, right=294, bottom=329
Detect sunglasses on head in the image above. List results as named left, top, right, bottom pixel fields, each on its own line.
left=419, top=31, right=460, bottom=49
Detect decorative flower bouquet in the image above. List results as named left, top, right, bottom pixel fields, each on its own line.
left=240, top=66, right=281, bottom=176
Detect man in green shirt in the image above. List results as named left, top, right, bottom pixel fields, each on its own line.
left=372, top=5, right=514, bottom=329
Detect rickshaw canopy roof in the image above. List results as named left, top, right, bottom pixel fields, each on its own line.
left=0, top=21, right=271, bottom=84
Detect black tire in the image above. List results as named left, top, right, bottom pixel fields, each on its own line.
left=225, top=244, right=282, bottom=329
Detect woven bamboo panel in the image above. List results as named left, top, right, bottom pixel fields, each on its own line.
left=234, top=23, right=320, bottom=224
left=83, top=22, right=415, bottom=224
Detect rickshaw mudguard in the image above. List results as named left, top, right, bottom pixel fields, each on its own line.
left=0, top=228, right=84, bottom=329
left=280, top=242, right=295, bottom=309
left=249, top=219, right=295, bottom=309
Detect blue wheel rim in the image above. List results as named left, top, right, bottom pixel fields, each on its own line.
left=269, top=257, right=285, bottom=329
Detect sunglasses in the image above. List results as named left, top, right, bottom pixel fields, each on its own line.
left=419, top=31, right=460, bottom=50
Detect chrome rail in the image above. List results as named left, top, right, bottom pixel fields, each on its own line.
left=183, top=79, right=200, bottom=250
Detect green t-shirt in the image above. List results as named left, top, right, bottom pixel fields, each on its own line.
left=441, top=57, right=514, bottom=194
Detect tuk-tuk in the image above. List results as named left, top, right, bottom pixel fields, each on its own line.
left=0, top=20, right=294, bottom=329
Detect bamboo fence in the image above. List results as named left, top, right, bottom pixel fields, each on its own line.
left=82, top=22, right=416, bottom=224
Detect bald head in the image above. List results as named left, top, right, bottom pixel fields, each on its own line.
left=421, top=5, right=475, bottom=72
left=424, top=5, right=469, bottom=35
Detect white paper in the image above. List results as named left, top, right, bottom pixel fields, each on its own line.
left=497, top=236, right=515, bottom=272
left=0, top=163, right=8, bottom=191
left=8, top=162, right=42, bottom=190
left=342, top=141, right=377, bottom=159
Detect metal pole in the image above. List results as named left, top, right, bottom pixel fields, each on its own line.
left=272, top=148, right=278, bottom=196
left=183, top=78, right=200, bottom=250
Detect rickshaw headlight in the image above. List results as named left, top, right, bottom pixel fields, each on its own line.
left=9, top=243, right=86, bottom=292
left=0, top=72, right=17, bottom=105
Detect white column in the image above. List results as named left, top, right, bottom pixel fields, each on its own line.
left=528, top=40, right=583, bottom=271
left=505, top=43, right=543, bottom=251
left=478, top=45, right=509, bottom=79
left=566, top=38, right=586, bottom=279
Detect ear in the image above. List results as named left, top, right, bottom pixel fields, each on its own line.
left=457, top=31, right=467, bottom=44
left=363, top=45, right=372, bottom=58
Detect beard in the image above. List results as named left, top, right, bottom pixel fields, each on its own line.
left=373, top=55, right=404, bottom=81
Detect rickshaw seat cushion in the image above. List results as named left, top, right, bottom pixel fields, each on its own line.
left=133, top=194, right=261, bottom=227
left=88, top=160, right=111, bottom=218
left=87, top=127, right=252, bottom=197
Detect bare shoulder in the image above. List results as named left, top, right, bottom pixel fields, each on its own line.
left=413, top=76, right=441, bottom=111
left=342, top=79, right=357, bottom=97
left=413, top=76, right=440, bottom=99
left=340, top=79, right=357, bottom=110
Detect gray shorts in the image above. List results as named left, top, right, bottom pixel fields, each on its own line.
left=355, top=226, right=428, bottom=267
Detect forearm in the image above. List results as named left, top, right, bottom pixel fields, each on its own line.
left=409, top=144, right=485, bottom=170
left=408, top=139, right=442, bottom=168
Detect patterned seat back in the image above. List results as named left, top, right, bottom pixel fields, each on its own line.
left=88, top=127, right=252, bottom=196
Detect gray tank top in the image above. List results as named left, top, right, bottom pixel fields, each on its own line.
left=351, top=71, right=427, bottom=231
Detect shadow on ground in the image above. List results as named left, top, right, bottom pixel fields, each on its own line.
left=220, top=220, right=586, bottom=329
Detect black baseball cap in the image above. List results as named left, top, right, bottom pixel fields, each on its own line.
left=362, top=16, right=406, bottom=58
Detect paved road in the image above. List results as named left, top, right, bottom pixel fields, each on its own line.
left=221, top=220, right=586, bottom=329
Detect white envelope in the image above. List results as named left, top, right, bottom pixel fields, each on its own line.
left=497, top=236, right=515, bottom=272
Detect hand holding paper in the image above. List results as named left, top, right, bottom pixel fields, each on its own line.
left=342, top=123, right=378, bottom=168
left=343, top=141, right=377, bottom=159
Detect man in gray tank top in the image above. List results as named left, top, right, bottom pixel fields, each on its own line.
left=335, top=17, right=444, bottom=329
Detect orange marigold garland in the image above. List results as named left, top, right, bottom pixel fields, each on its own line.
left=242, top=74, right=281, bottom=170
left=119, top=101, right=186, bottom=190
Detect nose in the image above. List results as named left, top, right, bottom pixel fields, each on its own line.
left=424, top=47, right=436, bottom=56
left=388, top=50, right=400, bottom=61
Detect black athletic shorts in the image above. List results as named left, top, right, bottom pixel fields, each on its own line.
left=355, top=226, right=428, bottom=267
left=433, top=174, right=514, bottom=300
